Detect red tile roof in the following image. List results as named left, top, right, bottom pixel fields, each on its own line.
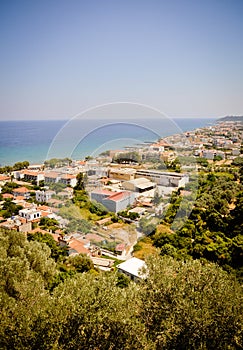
left=107, top=191, right=131, bottom=202
left=44, top=172, right=60, bottom=178
left=60, top=174, right=76, bottom=179
left=69, top=238, right=90, bottom=255
left=2, top=193, right=14, bottom=199
left=13, top=187, right=30, bottom=193
left=94, top=189, right=116, bottom=196
left=23, top=170, right=44, bottom=176
left=0, top=175, right=11, bottom=181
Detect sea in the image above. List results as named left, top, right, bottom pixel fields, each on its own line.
left=0, top=117, right=216, bottom=166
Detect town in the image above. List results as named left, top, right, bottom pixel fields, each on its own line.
left=0, top=118, right=242, bottom=277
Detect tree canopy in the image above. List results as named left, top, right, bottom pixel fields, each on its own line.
left=0, top=228, right=242, bottom=349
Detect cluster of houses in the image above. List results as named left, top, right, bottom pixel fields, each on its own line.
left=162, top=120, right=242, bottom=161
left=1, top=119, right=242, bottom=279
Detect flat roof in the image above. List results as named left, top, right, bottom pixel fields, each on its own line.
left=117, top=257, right=147, bottom=278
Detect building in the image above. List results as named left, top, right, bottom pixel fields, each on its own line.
left=122, top=177, right=156, bottom=193
left=117, top=257, right=147, bottom=281
left=44, top=172, right=60, bottom=184
left=12, top=187, right=31, bottom=199
left=22, top=170, right=45, bottom=184
left=36, top=190, right=56, bottom=202
left=90, top=189, right=135, bottom=213
left=59, top=174, right=77, bottom=187
left=108, top=168, right=136, bottom=181
left=135, top=170, right=189, bottom=187
left=19, top=208, right=42, bottom=221
left=0, top=175, right=11, bottom=187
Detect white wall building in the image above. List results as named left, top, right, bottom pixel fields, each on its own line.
left=135, top=170, right=189, bottom=188
left=36, top=190, right=56, bottom=202
left=117, top=257, right=147, bottom=281
left=19, top=208, right=42, bottom=221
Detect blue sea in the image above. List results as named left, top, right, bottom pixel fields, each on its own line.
left=0, top=117, right=216, bottom=166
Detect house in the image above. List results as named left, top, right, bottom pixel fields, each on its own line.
left=36, top=190, right=56, bottom=202
left=12, top=187, right=31, bottom=199
left=0, top=175, right=11, bottom=186
left=68, top=238, right=91, bottom=256
left=90, top=189, right=135, bottom=213
left=57, top=187, right=73, bottom=199
left=22, top=170, right=45, bottom=184
left=44, top=172, right=60, bottom=184
left=19, top=208, right=42, bottom=221
left=115, top=243, right=126, bottom=257
left=59, top=174, right=77, bottom=187
left=117, top=257, right=147, bottom=281
left=0, top=217, right=32, bottom=232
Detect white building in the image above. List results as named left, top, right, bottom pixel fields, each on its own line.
left=135, top=170, right=189, bottom=188
left=36, top=190, right=56, bottom=202
left=117, top=257, right=147, bottom=281
left=19, top=208, right=42, bottom=221
left=59, top=174, right=77, bottom=187
left=90, top=189, right=135, bottom=213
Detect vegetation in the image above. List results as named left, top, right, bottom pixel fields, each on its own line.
left=151, top=170, right=243, bottom=281
left=0, top=160, right=29, bottom=174
left=112, top=151, right=141, bottom=164
left=44, top=158, right=72, bottom=169
left=0, top=228, right=242, bottom=349
left=0, top=199, right=23, bottom=218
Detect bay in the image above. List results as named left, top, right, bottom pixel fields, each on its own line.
left=0, top=117, right=216, bottom=166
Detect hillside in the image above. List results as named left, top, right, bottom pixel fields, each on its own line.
left=217, top=115, right=243, bottom=122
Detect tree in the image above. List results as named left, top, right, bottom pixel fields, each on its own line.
left=1, top=199, right=23, bottom=218
left=67, top=254, right=94, bottom=273
left=74, top=172, right=87, bottom=191
left=140, top=255, right=243, bottom=350
left=27, top=231, right=68, bottom=262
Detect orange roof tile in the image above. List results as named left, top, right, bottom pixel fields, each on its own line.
left=13, top=187, right=30, bottom=193
left=69, top=238, right=90, bottom=255
left=107, top=191, right=131, bottom=202
left=2, top=193, right=14, bottom=199
left=0, top=175, right=11, bottom=181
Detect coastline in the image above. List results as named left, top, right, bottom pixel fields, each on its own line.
left=0, top=117, right=216, bottom=166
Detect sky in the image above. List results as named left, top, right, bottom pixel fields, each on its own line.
left=0, top=0, right=243, bottom=120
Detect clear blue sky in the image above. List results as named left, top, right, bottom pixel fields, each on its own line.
left=0, top=0, right=242, bottom=120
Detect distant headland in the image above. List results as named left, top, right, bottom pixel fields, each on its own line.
left=217, top=116, right=243, bottom=122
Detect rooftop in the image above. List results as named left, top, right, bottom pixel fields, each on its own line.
left=117, top=257, right=147, bottom=279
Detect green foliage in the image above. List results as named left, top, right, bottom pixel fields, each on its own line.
left=139, top=217, right=156, bottom=235
left=1, top=199, right=23, bottom=218
left=116, top=272, right=130, bottom=288
left=118, top=210, right=139, bottom=220
left=48, top=181, right=66, bottom=193
left=0, top=237, right=242, bottom=350
left=67, top=254, right=94, bottom=273
left=141, top=255, right=243, bottom=350
left=44, top=157, right=72, bottom=169
left=74, top=172, right=87, bottom=191
left=0, top=161, right=29, bottom=174
left=232, top=156, right=243, bottom=166
left=196, top=157, right=209, bottom=167
left=1, top=181, right=19, bottom=194
left=39, top=217, right=60, bottom=232
left=152, top=171, right=243, bottom=280
left=88, top=200, right=108, bottom=216
left=113, top=151, right=141, bottom=164
left=27, top=232, right=68, bottom=262
left=214, top=154, right=223, bottom=161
